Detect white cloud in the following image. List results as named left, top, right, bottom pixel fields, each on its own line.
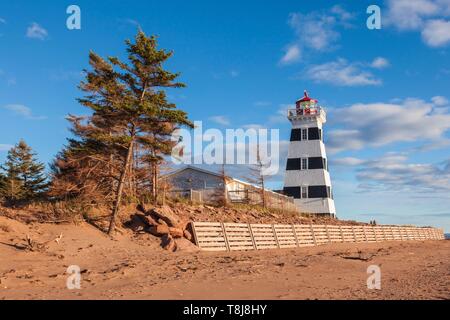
left=242, top=124, right=265, bottom=130
left=355, top=154, right=450, bottom=193
left=330, top=157, right=368, bottom=167
left=119, top=18, right=141, bottom=28
left=230, top=70, right=240, bottom=78
left=3, top=104, right=47, bottom=120
left=49, top=69, right=83, bottom=81
left=328, top=97, right=450, bottom=154
left=386, top=0, right=440, bottom=30
left=26, top=22, right=48, bottom=40
left=288, top=12, right=340, bottom=51
left=253, top=101, right=272, bottom=107
left=0, top=144, right=13, bottom=152
left=422, top=19, right=450, bottom=46
left=330, top=5, right=354, bottom=22
left=209, top=115, right=230, bottom=126
left=385, top=0, right=450, bottom=47
left=305, top=58, right=382, bottom=86
left=268, top=104, right=293, bottom=124
left=431, top=96, right=449, bottom=107
left=279, top=45, right=301, bottom=65
left=432, top=95, right=449, bottom=106
left=370, top=57, right=390, bottom=69
left=280, top=6, right=354, bottom=63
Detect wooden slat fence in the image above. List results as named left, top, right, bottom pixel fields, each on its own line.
left=191, top=222, right=445, bottom=252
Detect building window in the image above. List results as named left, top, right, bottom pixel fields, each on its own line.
left=301, top=186, right=308, bottom=199
left=301, top=158, right=308, bottom=170
left=302, top=128, right=308, bottom=140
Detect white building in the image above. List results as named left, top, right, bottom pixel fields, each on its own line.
left=164, top=166, right=299, bottom=211
left=283, top=91, right=336, bottom=217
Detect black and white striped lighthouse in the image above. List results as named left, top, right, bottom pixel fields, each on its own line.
left=283, top=91, right=336, bottom=217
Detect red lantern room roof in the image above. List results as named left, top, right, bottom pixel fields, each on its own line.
left=297, top=90, right=318, bottom=105
left=297, top=90, right=317, bottom=103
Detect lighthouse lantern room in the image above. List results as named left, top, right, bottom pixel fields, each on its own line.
left=283, top=91, right=336, bottom=217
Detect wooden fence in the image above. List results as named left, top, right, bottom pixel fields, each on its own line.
left=191, top=222, right=445, bottom=252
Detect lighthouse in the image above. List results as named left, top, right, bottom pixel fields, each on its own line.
left=283, top=91, right=336, bottom=217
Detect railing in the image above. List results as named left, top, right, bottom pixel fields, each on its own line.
left=288, top=107, right=323, bottom=118
left=191, top=222, right=445, bottom=251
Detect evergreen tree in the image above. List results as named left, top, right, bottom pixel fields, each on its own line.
left=0, top=140, right=48, bottom=202
left=54, top=31, right=193, bottom=234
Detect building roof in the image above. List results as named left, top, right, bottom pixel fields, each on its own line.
left=163, top=165, right=229, bottom=180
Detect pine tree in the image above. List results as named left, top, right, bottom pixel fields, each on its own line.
left=0, top=140, right=48, bottom=203
left=56, top=31, right=193, bottom=234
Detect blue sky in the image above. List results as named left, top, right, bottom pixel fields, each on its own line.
left=1, top=1, right=450, bottom=231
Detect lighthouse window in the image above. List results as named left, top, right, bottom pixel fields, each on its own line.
left=283, top=186, right=301, bottom=199
left=301, top=158, right=308, bottom=170
left=302, top=129, right=308, bottom=140
left=290, top=129, right=302, bottom=141
left=308, top=157, right=324, bottom=169
left=308, top=127, right=320, bottom=140
left=301, top=186, right=308, bottom=199
left=286, top=158, right=301, bottom=170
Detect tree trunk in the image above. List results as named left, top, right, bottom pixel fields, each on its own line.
left=108, top=139, right=134, bottom=235
left=261, top=176, right=266, bottom=208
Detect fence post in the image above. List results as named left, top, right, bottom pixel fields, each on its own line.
left=339, top=226, right=344, bottom=242
left=325, top=225, right=331, bottom=243
left=373, top=226, right=377, bottom=242
left=292, top=224, right=299, bottom=247
left=363, top=226, right=368, bottom=242
left=190, top=222, right=199, bottom=246
left=381, top=226, right=387, bottom=241
left=272, top=224, right=280, bottom=249
left=351, top=226, right=357, bottom=242
left=221, top=223, right=230, bottom=251
left=310, top=224, right=317, bottom=246
left=248, top=224, right=257, bottom=250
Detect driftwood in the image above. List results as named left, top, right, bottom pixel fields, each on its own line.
left=340, top=252, right=375, bottom=262
left=1, top=233, right=64, bottom=252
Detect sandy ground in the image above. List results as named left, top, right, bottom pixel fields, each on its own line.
left=0, top=216, right=449, bottom=300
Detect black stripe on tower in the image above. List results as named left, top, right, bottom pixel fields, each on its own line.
left=286, top=157, right=328, bottom=170
left=283, top=185, right=333, bottom=199
left=289, top=128, right=322, bottom=141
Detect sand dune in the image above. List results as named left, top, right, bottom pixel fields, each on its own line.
left=0, top=216, right=448, bottom=300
